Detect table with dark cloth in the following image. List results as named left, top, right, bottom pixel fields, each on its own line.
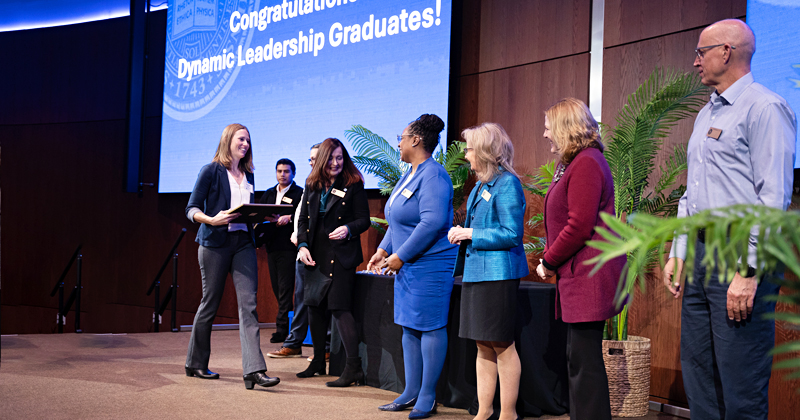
left=329, top=273, right=569, bottom=417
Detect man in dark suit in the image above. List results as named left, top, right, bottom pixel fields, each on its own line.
left=257, top=158, right=303, bottom=343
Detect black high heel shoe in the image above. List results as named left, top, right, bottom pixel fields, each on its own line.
left=379, top=397, right=417, bottom=411
left=408, top=401, right=437, bottom=419
left=296, top=359, right=327, bottom=378
left=243, top=371, right=280, bottom=389
left=185, top=367, right=219, bottom=379
left=326, top=356, right=364, bottom=387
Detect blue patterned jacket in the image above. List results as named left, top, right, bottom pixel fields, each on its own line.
left=453, top=169, right=529, bottom=281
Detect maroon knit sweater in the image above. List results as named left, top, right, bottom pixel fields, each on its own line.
left=543, top=148, right=626, bottom=323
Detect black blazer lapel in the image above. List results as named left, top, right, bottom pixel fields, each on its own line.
left=218, top=164, right=232, bottom=209
left=324, top=177, right=346, bottom=214
left=259, top=187, right=277, bottom=205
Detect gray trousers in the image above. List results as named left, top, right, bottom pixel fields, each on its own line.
left=185, top=231, right=267, bottom=374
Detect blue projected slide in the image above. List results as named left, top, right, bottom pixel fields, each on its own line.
left=159, top=0, right=452, bottom=192
left=748, top=0, right=800, bottom=168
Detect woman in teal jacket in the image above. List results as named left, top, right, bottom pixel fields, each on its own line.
left=448, top=122, right=528, bottom=420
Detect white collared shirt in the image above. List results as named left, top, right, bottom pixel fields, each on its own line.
left=275, top=183, right=290, bottom=205
left=227, top=169, right=251, bottom=232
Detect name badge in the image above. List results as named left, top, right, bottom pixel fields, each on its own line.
left=281, top=196, right=293, bottom=204
left=401, top=189, right=414, bottom=198
left=245, top=183, right=254, bottom=193
left=707, top=127, right=722, bottom=140
left=481, top=189, right=492, bottom=202
left=331, top=188, right=346, bottom=198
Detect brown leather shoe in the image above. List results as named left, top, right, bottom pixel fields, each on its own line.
left=267, top=346, right=302, bottom=358
left=307, top=352, right=331, bottom=362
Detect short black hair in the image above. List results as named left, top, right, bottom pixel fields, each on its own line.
left=276, top=158, right=296, bottom=174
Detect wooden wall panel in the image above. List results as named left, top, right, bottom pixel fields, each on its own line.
left=476, top=0, right=591, bottom=73
left=458, top=0, right=483, bottom=76
left=771, top=283, right=800, bottom=420
left=603, top=0, right=747, bottom=48
left=469, top=54, right=590, bottom=176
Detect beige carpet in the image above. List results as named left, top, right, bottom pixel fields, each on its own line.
left=0, top=330, right=678, bottom=420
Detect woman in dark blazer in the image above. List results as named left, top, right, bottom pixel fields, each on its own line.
left=535, top=98, right=625, bottom=420
left=448, top=122, right=528, bottom=420
left=367, top=114, right=458, bottom=419
left=184, top=123, right=279, bottom=389
left=296, top=137, right=371, bottom=386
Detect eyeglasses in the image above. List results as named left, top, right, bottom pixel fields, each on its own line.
left=397, top=134, right=414, bottom=143
left=463, top=147, right=473, bottom=153
left=695, top=43, right=735, bottom=59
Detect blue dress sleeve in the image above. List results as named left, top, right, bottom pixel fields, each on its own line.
left=395, top=167, right=453, bottom=262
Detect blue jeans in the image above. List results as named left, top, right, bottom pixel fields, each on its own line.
left=680, top=240, right=779, bottom=420
left=283, top=260, right=308, bottom=348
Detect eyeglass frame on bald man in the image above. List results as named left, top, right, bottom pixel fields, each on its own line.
left=695, top=43, right=736, bottom=60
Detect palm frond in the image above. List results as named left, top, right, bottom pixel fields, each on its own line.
left=346, top=125, right=411, bottom=197
left=370, top=217, right=388, bottom=235
left=524, top=236, right=547, bottom=255
left=528, top=212, right=544, bottom=229
left=603, top=68, right=707, bottom=218
left=523, top=160, right=557, bottom=197
left=522, top=160, right=556, bottom=254
left=587, top=205, right=800, bottom=387
left=351, top=156, right=407, bottom=193
left=437, top=141, right=468, bottom=174
left=345, top=125, right=401, bottom=164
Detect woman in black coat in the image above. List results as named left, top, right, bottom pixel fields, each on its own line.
left=295, top=137, right=370, bottom=386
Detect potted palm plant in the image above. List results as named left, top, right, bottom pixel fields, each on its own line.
left=595, top=68, right=707, bottom=417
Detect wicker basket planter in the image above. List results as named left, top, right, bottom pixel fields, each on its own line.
left=602, top=336, right=651, bottom=417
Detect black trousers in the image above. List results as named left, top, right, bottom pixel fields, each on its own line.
left=267, top=249, right=296, bottom=335
left=566, top=321, right=611, bottom=420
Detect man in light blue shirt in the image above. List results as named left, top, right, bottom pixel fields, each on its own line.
left=663, top=19, right=796, bottom=420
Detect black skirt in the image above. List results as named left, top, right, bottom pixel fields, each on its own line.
left=459, top=279, right=520, bottom=342
left=303, top=214, right=355, bottom=311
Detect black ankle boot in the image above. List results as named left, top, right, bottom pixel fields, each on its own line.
left=296, top=359, right=326, bottom=378
left=326, top=357, right=364, bottom=387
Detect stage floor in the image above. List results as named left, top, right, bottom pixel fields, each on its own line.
left=0, top=329, right=679, bottom=419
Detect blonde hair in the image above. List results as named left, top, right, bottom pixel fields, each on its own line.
left=461, top=122, right=518, bottom=183
left=213, top=123, right=254, bottom=173
left=545, top=98, right=602, bottom=165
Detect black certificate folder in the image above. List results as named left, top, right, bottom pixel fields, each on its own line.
left=227, top=204, right=293, bottom=223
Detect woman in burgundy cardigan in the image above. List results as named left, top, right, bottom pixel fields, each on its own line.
left=535, top=98, right=625, bottom=420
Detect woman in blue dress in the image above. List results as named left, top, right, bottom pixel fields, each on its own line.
left=367, top=114, right=458, bottom=419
